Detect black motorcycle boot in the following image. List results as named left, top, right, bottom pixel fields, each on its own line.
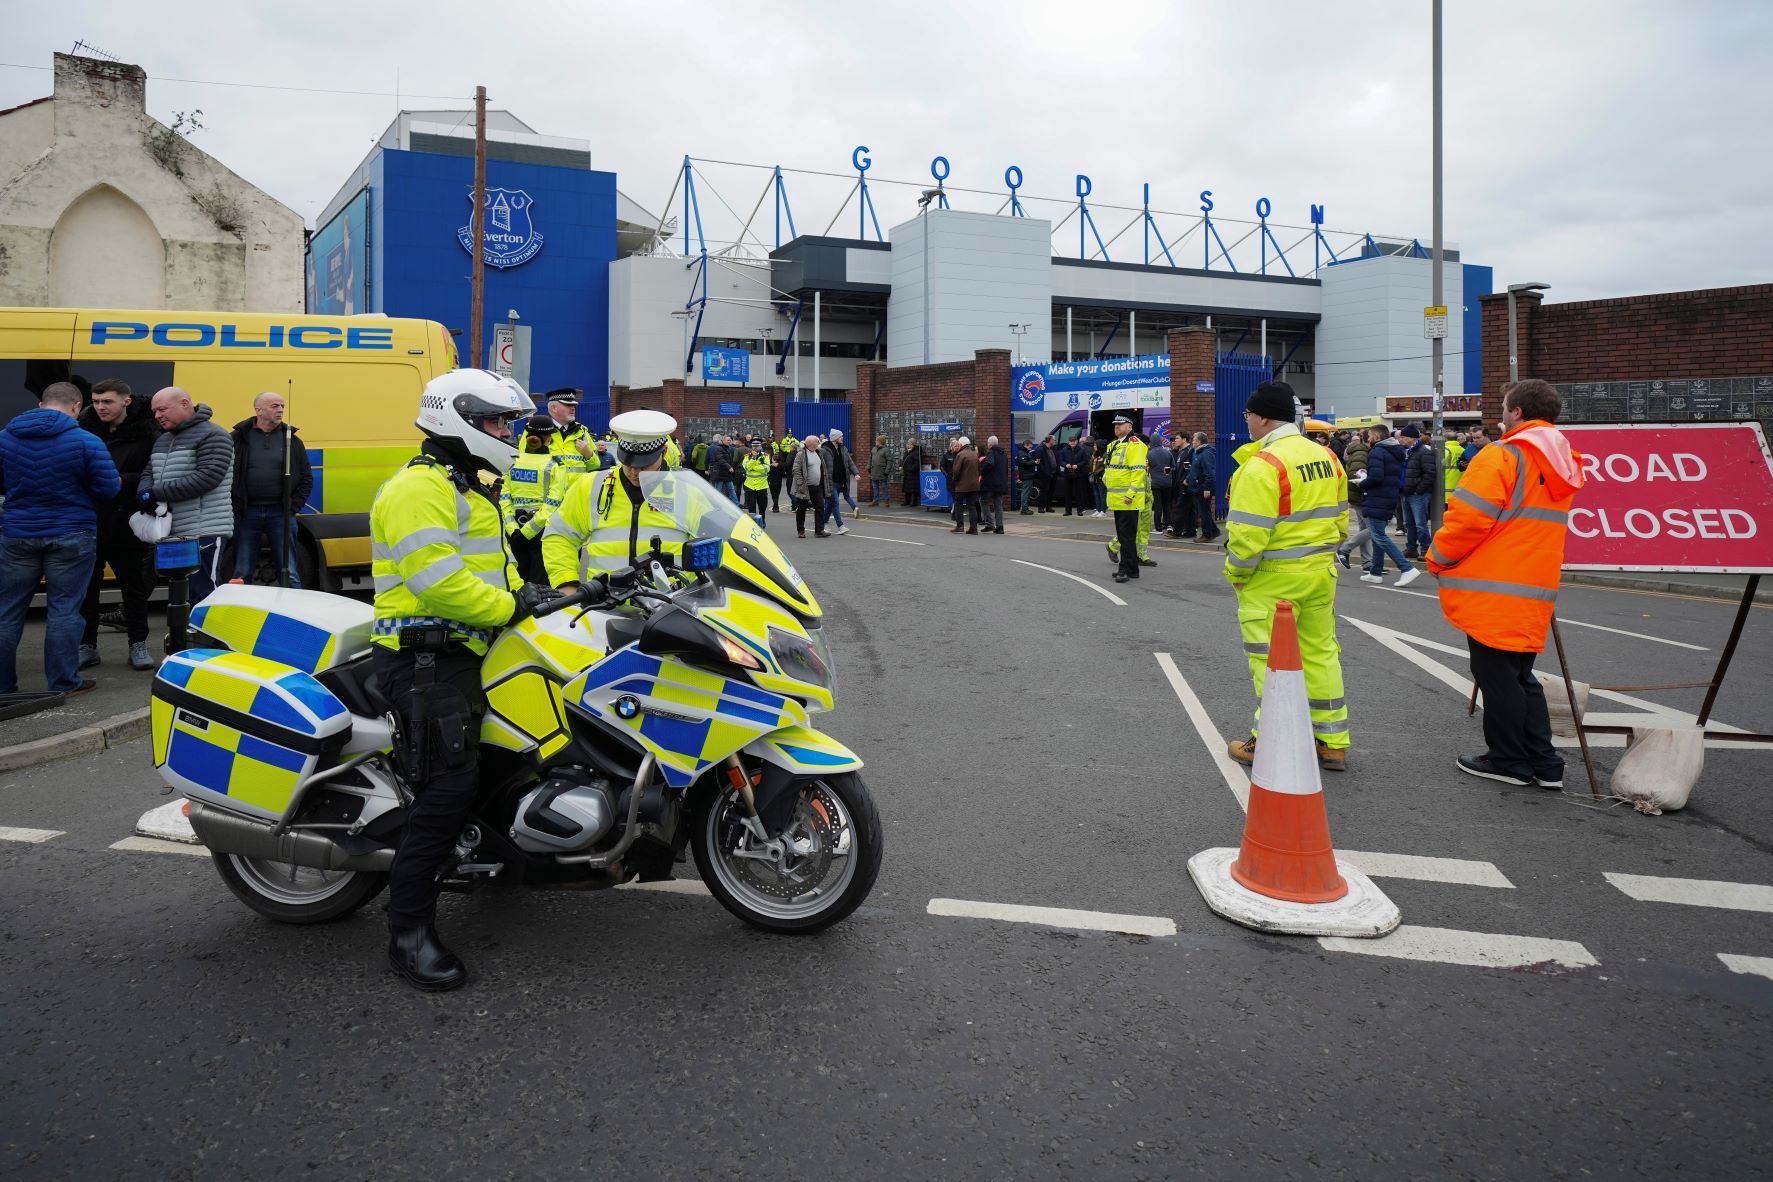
left=389, top=923, right=468, bottom=992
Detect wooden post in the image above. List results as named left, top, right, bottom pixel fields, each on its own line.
left=469, top=85, right=488, bottom=370
left=1549, top=615, right=1601, bottom=801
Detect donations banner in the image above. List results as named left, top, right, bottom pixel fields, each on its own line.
left=1560, top=423, right=1773, bottom=573
left=1012, top=355, right=1170, bottom=413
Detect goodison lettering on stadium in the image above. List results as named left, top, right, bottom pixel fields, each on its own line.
left=89, top=322, right=396, bottom=350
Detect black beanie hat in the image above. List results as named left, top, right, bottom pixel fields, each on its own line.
left=1246, top=380, right=1296, bottom=423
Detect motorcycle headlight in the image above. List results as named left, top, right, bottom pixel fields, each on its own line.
left=767, top=625, right=833, bottom=689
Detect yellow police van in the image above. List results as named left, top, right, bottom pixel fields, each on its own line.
left=0, top=307, right=458, bottom=585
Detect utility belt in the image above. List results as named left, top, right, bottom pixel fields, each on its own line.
left=373, top=616, right=497, bottom=650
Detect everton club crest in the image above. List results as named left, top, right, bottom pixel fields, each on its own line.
left=457, top=187, right=543, bottom=268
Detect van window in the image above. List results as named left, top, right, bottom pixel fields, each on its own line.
left=0, top=359, right=176, bottom=427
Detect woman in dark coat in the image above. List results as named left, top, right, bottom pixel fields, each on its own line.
left=899, top=439, right=922, bottom=507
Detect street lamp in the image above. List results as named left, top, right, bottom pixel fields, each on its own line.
left=670, top=309, right=695, bottom=377
left=1506, top=282, right=1551, bottom=384
left=1008, top=322, right=1030, bottom=364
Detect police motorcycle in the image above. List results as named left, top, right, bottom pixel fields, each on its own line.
left=149, top=469, right=882, bottom=934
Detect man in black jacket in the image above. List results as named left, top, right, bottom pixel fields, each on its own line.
left=979, top=435, right=1010, bottom=534
left=79, top=379, right=159, bottom=672
left=230, top=392, right=314, bottom=588
left=1399, top=424, right=1436, bottom=559
left=1057, top=437, right=1091, bottom=516
left=1035, top=437, right=1059, bottom=512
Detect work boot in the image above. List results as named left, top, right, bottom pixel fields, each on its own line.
left=78, top=644, right=100, bottom=669
left=128, top=642, right=155, bottom=671
left=1315, top=742, right=1347, bottom=772
left=388, top=924, right=467, bottom=992
left=1227, top=735, right=1257, bottom=765
left=1138, top=557, right=1156, bottom=567
left=1111, top=572, right=1129, bottom=583
left=950, top=524, right=964, bottom=533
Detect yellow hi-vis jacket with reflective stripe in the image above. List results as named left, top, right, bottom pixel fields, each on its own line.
left=545, top=423, right=601, bottom=478
left=542, top=468, right=690, bottom=587
left=1223, top=424, right=1349, bottom=586
left=1102, top=436, right=1150, bottom=510
left=371, top=458, right=519, bottom=654
left=499, top=451, right=578, bottom=541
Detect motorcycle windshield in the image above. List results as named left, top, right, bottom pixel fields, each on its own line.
left=635, top=469, right=821, bottom=619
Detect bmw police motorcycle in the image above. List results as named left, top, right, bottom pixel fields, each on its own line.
left=149, top=451, right=881, bottom=935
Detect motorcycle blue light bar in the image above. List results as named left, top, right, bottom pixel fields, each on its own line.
left=684, top=537, right=725, bottom=573
left=156, top=538, right=200, bottom=573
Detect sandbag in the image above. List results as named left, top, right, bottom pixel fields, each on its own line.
left=1534, top=671, right=1590, bottom=739
left=1610, top=724, right=1705, bottom=815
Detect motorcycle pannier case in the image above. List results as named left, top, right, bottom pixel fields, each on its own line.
left=150, top=648, right=352, bottom=821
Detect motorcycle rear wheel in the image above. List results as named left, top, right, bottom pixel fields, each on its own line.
left=211, top=853, right=387, bottom=925
left=692, top=771, right=882, bottom=934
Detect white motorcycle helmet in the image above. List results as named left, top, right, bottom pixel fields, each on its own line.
left=416, top=369, right=532, bottom=473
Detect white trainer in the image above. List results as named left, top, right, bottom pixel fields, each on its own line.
left=1394, top=568, right=1422, bottom=588
left=837, top=525, right=851, bottom=535
left=1359, top=573, right=1384, bottom=583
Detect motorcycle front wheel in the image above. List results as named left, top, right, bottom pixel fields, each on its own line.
left=692, top=771, right=882, bottom=934
left=211, top=853, right=388, bottom=925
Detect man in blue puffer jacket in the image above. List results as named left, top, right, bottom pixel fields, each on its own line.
left=1351, top=425, right=1419, bottom=586
left=0, top=382, right=121, bottom=695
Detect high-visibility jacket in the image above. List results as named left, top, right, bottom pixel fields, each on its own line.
left=370, top=455, right=518, bottom=654
left=499, top=450, right=578, bottom=541
left=544, top=423, right=600, bottom=479
left=1223, top=424, right=1349, bottom=586
left=776, top=437, right=799, bottom=465
left=1443, top=439, right=1462, bottom=499
left=665, top=438, right=683, bottom=470
left=742, top=453, right=770, bottom=490
left=1428, top=420, right=1584, bottom=653
left=543, top=468, right=700, bottom=586
left=1102, top=436, right=1150, bottom=510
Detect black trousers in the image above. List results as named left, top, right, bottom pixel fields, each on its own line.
left=82, top=518, right=153, bottom=645
left=376, top=643, right=487, bottom=928
left=768, top=470, right=785, bottom=510
left=1067, top=474, right=1092, bottom=515
left=744, top=486, right=769, bottom=522
left=509, top=532, right=545, bottom=586
left=1171, top=488, right=1197, bottom=536
left=1113, top=509, right=1140, bottom=577
left=793, top=495, right=828, bottom=535
left=1468, top=636, right=1562, bottom=780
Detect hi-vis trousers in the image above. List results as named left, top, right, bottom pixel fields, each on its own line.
left=1235, top=562, right=1350, bottom=749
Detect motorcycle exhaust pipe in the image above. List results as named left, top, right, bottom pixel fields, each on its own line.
left=187, top=801, right=394, bottom=873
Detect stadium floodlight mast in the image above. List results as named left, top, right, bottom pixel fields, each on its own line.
left=1506, top=282, right=1552, bottom=384
left=1008, top=323, right=1030, bottom=363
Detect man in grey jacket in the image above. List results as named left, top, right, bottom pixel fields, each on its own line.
left=145, top=388, right=235, bottom=602
left=788, top=435, right=833, bottom=539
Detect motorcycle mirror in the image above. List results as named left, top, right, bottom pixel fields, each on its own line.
left=682, top=536, right=726, bottom=573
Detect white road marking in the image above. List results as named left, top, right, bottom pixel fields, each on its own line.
left=617, top=878, right=712, bottom=896
left=1154, top=652, right=1249, bottom=811
left=1336, top=850, right=1514, bottom=889
left=845, top=534, right=928, bottom=546
left=1373, top=586, right=1438, bottom=600
left=0, top=826, right=64, bottom=843
left=1718, top=953, right=1773, bottom=982
left=1604, top=872, right=1773, bottom=914
left=1010, top=559, right=1127, bottom=607
left=927, top=897, right=1175, bottom=938
left=1362, top=579, right=1709, bottom=650
left=109, top=836, right=210, bottom=857
left=1319, top=924, right=1598, bottom=969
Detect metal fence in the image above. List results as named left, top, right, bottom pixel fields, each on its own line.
left=1211, top=352, right=1275, bottom=512
left=783, top=400, right=854, bottom=443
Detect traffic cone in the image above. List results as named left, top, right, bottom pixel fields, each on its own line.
left=1187, top=601, right=1400, bottom=937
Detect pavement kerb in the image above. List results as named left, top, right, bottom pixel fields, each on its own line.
left=0, top=706, right=151, bottom=774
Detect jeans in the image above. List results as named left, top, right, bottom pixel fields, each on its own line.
left=871, top=479, right=888, bottom=505
left=1364, top=514, right=1415, bottom=575
left=0, top=531, right=99, bottom=693
left=233, top=504, right=302, bottom=588
left=1193, top=492, right=1219, bottom=540
left=714, top=479, right=740, bottom=505
left=1093, top=481, right=1108, bottom=514
left=1403, top=493, right=1433, bottom=553
left=83, top=518, right=153, bottom=645
left=1338, top=516, right=1373, bottom=567
left=825, top=493, right=845, bottom=530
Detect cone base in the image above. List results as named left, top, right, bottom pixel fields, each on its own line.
left=1188, top=847, right=1401, bottom=938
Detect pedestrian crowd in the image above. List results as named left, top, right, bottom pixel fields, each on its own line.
left=0, top=378, right=311, bottom=697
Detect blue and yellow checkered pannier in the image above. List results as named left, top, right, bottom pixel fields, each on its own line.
left=151, top=648, right=352, bottom=821
left=188, top=585, right=376, bottom=675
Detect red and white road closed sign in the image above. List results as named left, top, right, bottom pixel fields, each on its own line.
left=1559, top=423, right=1773, bottom=573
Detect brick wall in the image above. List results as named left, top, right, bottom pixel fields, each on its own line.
left=1167, top=326, right=1217, bottom=440
left=610, top=380, right=787, bottom=441
left=1478, top=284, right=1773, bottom=423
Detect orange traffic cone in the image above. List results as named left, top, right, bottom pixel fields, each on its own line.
left=1187, top=600, right=1400, bottom=937
left=1230, top=603, right=1348, bottom=904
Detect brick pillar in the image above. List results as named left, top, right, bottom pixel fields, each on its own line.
left=972, top=349, right=1011, bottom=451
left=1168, top=327, right=1216, bottom=440
left=765, top=385, right=787, bottom=439
left=1477, top=290, right=1541, bottom=425
left=854, top=362, right=883, bottom=448
left=609, top=384, right=629, bottom=417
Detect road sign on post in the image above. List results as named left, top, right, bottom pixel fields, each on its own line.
left=1422, top=305, right=1449, bottom=339
left=491, top=323, right=516, bottom=377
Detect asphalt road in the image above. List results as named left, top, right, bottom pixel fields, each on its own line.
left=3, top=506, right=1770, bottom=1179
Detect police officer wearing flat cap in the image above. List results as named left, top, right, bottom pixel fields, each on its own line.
left=543, top=409, right=693, bottom=589
left=1102, top=414, right=1149, bottom=583
left=527, top=387, right=600, bottom=478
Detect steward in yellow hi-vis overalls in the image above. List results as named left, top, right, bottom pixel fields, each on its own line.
left=1102, top=415, right=1149, bottom=583
left=500, top=415, right=580, bottom=585
left=543, top=409, right=690, bottom=589
left=1223, top=381, right=1351, bottom=772
left=371, top=369, right=551, bottom=993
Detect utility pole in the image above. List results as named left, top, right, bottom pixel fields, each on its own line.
left=1429, top=0, right=1446, bottom=532
left=469, top=85, right=488, bottom=370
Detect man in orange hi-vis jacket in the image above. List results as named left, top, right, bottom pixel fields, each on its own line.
left=1428, top=379, right=1586, bottom=791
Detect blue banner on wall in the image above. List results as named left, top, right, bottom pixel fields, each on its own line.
left=1011, top=355, right=1171, bottom=413
left=717, top=401, right=742, bottom=416
left=703, top=347, right=750, bottom=383
left=305, top=189, right=369, bottom=315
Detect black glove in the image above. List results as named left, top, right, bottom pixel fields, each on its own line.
left=507, top=582, right=563, bottom=625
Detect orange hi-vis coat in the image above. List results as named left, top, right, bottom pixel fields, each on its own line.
left=1427, top=420, right=1585, bottom=653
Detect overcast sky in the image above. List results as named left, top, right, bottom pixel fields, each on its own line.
left=6, top=0, right=1769, bottom=302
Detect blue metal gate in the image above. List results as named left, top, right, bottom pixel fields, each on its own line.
left=1211, top=352, right=1275, bottom=512
left=783, top=400, right=852, bottom=442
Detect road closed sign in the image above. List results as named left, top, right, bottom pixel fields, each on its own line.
left=1559, top=423, right=1773, bottom=573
